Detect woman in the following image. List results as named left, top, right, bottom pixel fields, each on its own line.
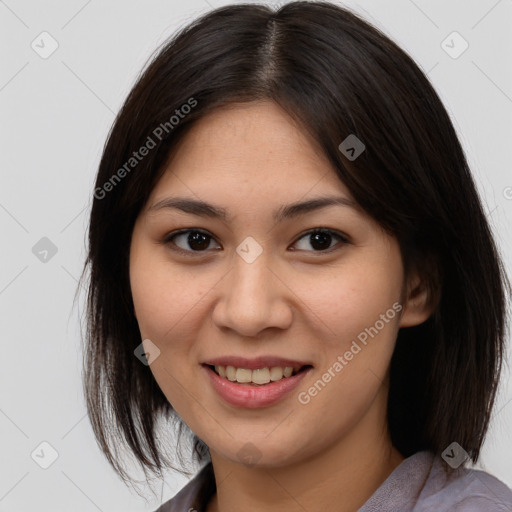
left=81, top=2, right=512, bottom=511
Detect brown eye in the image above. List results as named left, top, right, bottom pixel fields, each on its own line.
left=164, top=229, right=220, bottom=255
left=163, top=227, right=349, bottom=257
left=292, top=229, right=349, bottom=253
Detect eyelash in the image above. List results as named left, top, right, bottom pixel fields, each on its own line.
left=161, top=228, right=350, bottom=257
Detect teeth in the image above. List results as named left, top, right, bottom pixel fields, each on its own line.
left=252, top=368, right=270, bottom=384
left=236, top=368, right=252, bottom=383
left=270, top=367, right=283, bottom=381
left=226, top=365, right=237, bottom=381
left=214, top=365, right=298, bottom=384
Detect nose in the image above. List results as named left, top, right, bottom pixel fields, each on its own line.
left=211, top=249, right=293, bottom=337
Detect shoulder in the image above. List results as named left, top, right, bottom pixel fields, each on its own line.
left=153, top=462, right=216, bottom=512
left=436, top=467, right=512, bottom=511
left=416, top=452, right=512, bottom=511
left=359, top=450, right=512, bottom=512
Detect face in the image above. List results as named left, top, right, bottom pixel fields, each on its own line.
left=129, top=100, right=425, bottom=468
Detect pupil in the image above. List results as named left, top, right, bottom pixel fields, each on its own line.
left=189, top=232, right=209, bottom=250
left=311, top=232, right=331, bottom=250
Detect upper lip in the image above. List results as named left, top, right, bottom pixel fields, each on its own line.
left=202, top=356, right=312, bottom=372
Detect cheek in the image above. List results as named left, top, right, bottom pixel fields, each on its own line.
left=130, top=251, right=203, bottom=413
left=294, top=264, right=402, bottom=433
left=295, top=256, right=403, bottom=346
left=130, top=243, right=201, bottom=340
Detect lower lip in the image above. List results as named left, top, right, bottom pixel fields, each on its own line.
left=202, top=365, right=312, bottom=408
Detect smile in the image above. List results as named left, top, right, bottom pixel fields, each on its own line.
left=202, top=363, right=313, bottom=408
left=209, top=364, right=310, bottom=385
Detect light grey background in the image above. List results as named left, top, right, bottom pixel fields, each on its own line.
left=1, top=0, right=511, bottom=510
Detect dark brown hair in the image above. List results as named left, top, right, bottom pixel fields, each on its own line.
left=80, top=1, right=511, bottom=488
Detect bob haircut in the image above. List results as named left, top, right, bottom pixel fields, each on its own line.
left=80, top=0, right=510, bottom=487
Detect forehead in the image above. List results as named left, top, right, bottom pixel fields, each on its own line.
left=150, top=100, right=353, bottom=202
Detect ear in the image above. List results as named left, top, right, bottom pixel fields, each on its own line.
left=399, top=270, right=438, bottom=328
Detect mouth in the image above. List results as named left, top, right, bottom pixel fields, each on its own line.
left=203, top=363, right=313, bottom=386
left=202, top=360, right=314, bottom=408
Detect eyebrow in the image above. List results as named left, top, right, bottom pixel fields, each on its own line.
left=148, top=195, right=358, bottom=222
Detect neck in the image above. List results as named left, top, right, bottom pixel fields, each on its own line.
left=206, top=387, right=404, bottom=512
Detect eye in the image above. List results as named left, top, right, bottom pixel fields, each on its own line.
left=163, top=229, right=221, bottom=256
left=292, top=228, right=349, bottom=253
left=162, top=228, right=349, bottom=256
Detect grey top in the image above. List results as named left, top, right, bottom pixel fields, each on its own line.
left=154, top=450, right=512, bottom=511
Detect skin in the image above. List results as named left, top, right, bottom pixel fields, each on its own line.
left=129, top=100, right=433, bottom=512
